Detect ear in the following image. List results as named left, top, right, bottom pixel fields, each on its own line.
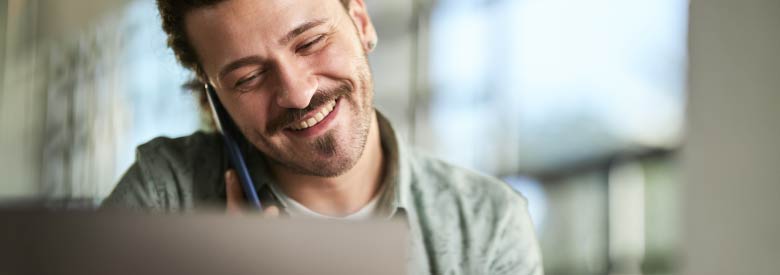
left=345, top=0, right=378, bottom=53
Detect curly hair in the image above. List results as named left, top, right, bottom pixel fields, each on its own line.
left=156, top=0, right=351, bottom=117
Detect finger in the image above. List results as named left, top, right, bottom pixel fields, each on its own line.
left=225, top=170, right=244, bottom=214
left=263, top=205, right=280, bottom=217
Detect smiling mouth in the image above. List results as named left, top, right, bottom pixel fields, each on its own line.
left=288, top=98, right=338, bottom=131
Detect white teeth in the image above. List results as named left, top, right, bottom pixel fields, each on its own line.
left=306, top=117, right=317, bottom=127
left=290, top=99, right=338, bottom=131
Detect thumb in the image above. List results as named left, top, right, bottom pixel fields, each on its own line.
left=263, top=205, right=281, bottom=218
left=225, top=169, right=244, bottom=214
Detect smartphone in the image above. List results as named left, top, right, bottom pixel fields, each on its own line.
left=205, top=84, right=263, bottom=210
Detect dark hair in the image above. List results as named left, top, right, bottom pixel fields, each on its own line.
left=156, top=0, right=351, bottom=116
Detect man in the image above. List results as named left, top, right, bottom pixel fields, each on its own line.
left=103, top=0, right=543, bottom=274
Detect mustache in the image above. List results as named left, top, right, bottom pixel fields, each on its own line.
left=266, top=83, right=352, bottom=133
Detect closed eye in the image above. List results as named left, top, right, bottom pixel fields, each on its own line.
left=296, top=34, right=327, bottom=54
left=235, top=72, right=263, bottom=90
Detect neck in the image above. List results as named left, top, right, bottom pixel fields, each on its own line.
left=271, top=112, right=385, bottom=217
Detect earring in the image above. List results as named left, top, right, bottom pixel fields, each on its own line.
left=367, top=40, right=377, bottom=51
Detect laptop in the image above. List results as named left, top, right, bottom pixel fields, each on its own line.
left=0, top=209, right=408, bottom=275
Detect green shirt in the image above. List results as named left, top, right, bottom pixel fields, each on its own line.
left=103, top=112, right=543, bottom=275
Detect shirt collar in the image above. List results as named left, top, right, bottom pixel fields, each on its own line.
left=374, top=111, right=415, bottom=219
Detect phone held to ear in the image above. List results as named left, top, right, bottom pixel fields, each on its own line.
left=206, top=84, right=263, bottom=210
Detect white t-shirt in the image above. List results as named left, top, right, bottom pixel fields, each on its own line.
left=271, top=184, right=382, bottom=220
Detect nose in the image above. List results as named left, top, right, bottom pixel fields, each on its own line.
left=273, top=59, right=317, bottom=109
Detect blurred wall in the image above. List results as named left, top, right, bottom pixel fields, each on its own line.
left=1, top=0, right=45, bottom=198
left=684, top=0, right=780, bottom=274
left=0, top=0, right=129, bottom=198
left=0, top=1, right=5, bottom=100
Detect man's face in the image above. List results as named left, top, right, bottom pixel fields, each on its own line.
left=186, top=0, right=377, bottom=177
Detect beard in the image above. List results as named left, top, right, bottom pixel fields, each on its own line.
left=244, top=60, right=375, bottom=178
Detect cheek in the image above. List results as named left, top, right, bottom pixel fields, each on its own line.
left=311, top=39, right=362, bottom=80
left=226, top=93, right=274, bottom=134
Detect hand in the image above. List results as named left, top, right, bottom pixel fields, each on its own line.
left=225, top=169, right=280, bottom=217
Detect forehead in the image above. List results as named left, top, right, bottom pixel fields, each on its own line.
left=185, top=0, right=346, bottom=74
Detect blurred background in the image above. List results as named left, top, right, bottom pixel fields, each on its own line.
left=0, top=0, right=777, bottom=275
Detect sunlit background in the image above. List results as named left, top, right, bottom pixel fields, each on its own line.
left=2, top=0, right=778, bottom=275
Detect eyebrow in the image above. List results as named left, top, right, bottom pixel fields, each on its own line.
left=217, top=19, right=329, bottom=81
left=279, top=18, right=328, bottom=45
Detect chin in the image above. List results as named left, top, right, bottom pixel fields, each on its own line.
left=306, top=158, right=357, bottom=178
left=276, top=152, right=360, bottom=178
left=259, top=130, right=365, bottom=178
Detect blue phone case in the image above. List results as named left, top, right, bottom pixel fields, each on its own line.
left=205, top=84, right=263, bottom=210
